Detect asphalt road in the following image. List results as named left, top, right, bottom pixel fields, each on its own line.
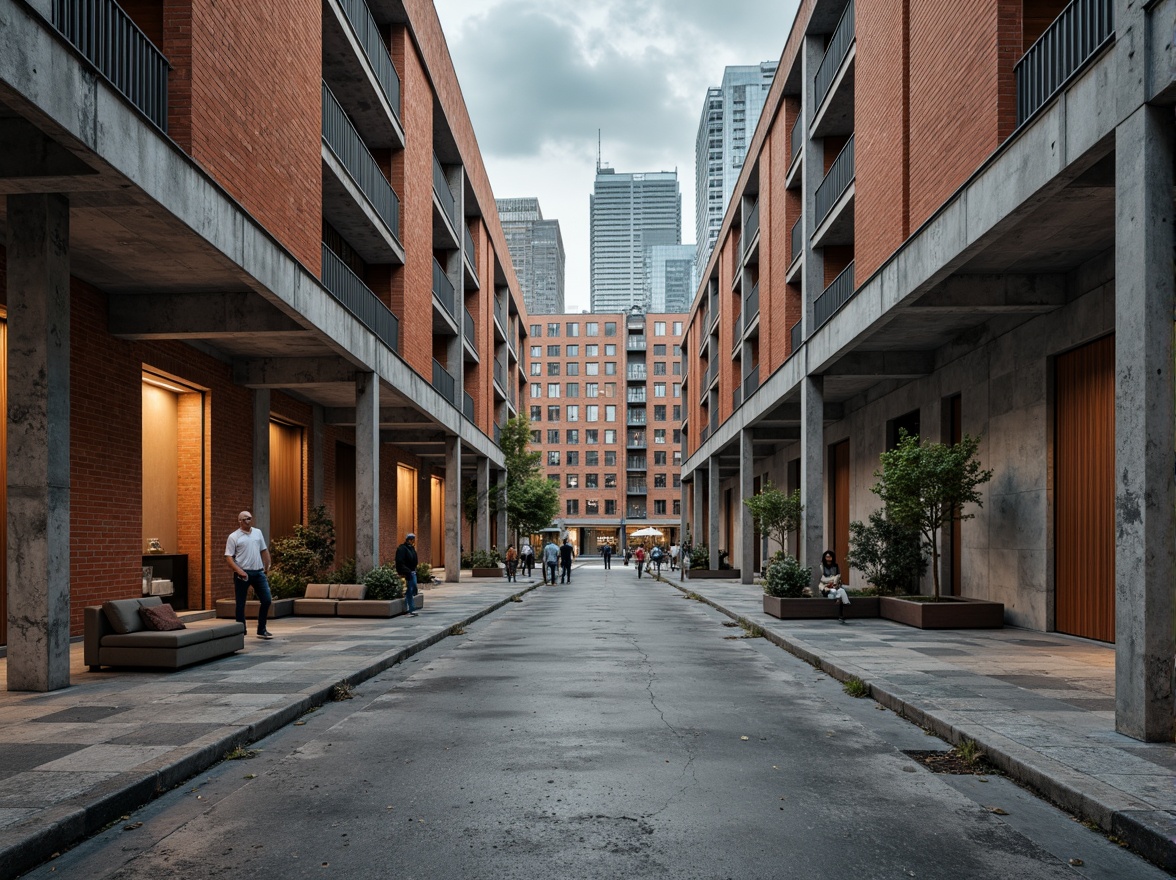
left=34, top=566, right=1165, bottom=879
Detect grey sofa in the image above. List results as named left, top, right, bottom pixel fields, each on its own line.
left=85, top=596, right=245, bottom=671
left=294, top=583, right=423, bottom=618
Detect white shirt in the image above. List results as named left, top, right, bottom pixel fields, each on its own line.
left=226, top=527, right=268, bottom=570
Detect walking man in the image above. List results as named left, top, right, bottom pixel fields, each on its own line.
left=559, top=538, right=575, bottom=583
left=521, top=541, right=534, bottom=577
left=601, top=542, right=612, bottom=570
left=669, top=543, right=679, bottom=571
left=634, top=545, right=646, bottom=579
left=395, top=533, right=419, bottom=616
left=225, top=511, right=273, bottom=639
left=542, top=537, right=560, bottom=585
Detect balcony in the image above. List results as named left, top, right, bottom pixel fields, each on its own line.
left=493, top=298, right=508, bottom=342
left=626, top=508, right=648, bottom=520
left=494, top=423, right=502, bottom=446
left=1016, top=0, right=1113, bottom=126
left=626, top=482, right=648, bottom=495
left=433, top=154, right=458, bottom=230
left=432, top=359, right=456, bottom=405
left=321, top=81, right=403, bottom=262
left=626, top=457, right=648, bottom=472
left=742, top=201, right=760, bottom=263
left=321, top=244, right=400, bottom=352
left=626, top=336, right=647, bottom=351
left=463, top=391, right=475, bottom=422
left=790, top=320, right=803, bottom=355
left=733, top=307, right=744, bottom=345
left=627, top=389, right=647, bottom=404
left=493, top=358, right=506, bottom=391
left=744, top=363, right=761, bottom=399
left=432, top=258, right=457, bottom=324
left=699, top=421, right=711, bottom=444
left=733, top=385, right=743, bottom=409
left=627, top=366, right=647, bottom=382
left=815, top=134, right=855, bottom=230
left=704, top=361, right=718, bottom=390
left=463, top=225, right=479, bottom=289
left=813, top=0, right=855, bottom=116
left=791, top=216, right=803, bottom=264
left=627, top=413, right=647, bottom=427
left=745, top=283, right=760, bottom=327
left=814, top=262, right=857, bottom=328
left=463, top=308, right=478, bottom=358
left=322, top=0, right=403, bottom=147
left=789, top=115, right=803, bottom=170
left=51, top=0, right=169, bottom=131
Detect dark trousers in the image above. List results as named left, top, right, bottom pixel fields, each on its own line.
left=561, top=562, right=572, bottom=583
left=545, top=561, right=558, bottom=584
left=603, top=554, right=611, bottom=569
left=234, top=570, right=271, bottom=634
left=636, top=561, right=644, bottom=578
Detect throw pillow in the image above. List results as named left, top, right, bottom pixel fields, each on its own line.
left=139, top=603, right=186, bottom=632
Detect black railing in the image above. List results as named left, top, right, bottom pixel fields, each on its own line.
left=464, top=224, right=476, bottom=263
left=494, top=423, right=502, bottom=446
left=790, top=114, right=803, bottom=165
left=338, top=0, right=400, bottom=121
left=814, top=0, right=855, bottom=110
left=433, top=154, right=457, bottom=227
left=814, top=262, right=857, bottom=328
left=494, top=298, right=508, bottom=333
left=464, top=308, right=477, bottom=353
left=733, top=306, right=745, bottom=343
left=463, top=391, right=475, bottom=422
left=52, top=0, right=169, bottom=131
left=628, top=414, right=647, bottom=426
left=733, top=385, right=743, bottom=409
left=743, top=201, right=760, bottom=256
left=710, top=410, right=719, bottom=435
left=627, top=482, right=648, bottom=494
left=815, top=134, right=855, bottom=226
left=791, top=216, right=803, bottom=263
left=493, top=358, right=506, bottom=389
left=744, top=363, right=760, bottom=398
left=626, top=457, right=647, bottom=471
left=705, top=361, right=718, bottom=388
left=747, top=283, right=760, bottom=324
left=321, top=244, right=399, bottom=352
left=432, top=258, right=456, bottom=320
left=432, top=359, right=456, bottom=404
left=627, top=390, right=646, bottom=403
left=790, top=320, right=803, bottom=353
left=1015, top=0, right=1113, bottom=125
left=322, top=81, right=400, bottom=238
left=627, top=366, right=647, bottom=381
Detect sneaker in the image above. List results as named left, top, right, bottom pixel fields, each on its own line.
left=409, top=612, right=419, bottom=617
left=257, top=631, right=274, bottom=640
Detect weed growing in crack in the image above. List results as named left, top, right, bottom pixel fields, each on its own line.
left=225, top=746, right=259, bottom=761
left=842, top=676, right=869, bottom=698
left=331, top=681, right=355, bottom=701
left=450, top=624, right=466, bottom=636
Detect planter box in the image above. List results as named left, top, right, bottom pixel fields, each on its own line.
left=471, top=567, right=503, bottom=578
left=688, top=569, right=742, bottom=579
left=215, top=597, right=295, bottom=620
left=763, top=595, right=880, bottom=619
left=879, top=595, right=1004, bottom=629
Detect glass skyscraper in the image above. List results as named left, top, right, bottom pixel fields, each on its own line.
left=496, top=197, right=565, bottom=315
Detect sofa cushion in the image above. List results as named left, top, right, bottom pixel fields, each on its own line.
left=139, top=603, right=186, bottom=631
left=304, top=583, right=331, bottom=599
left=293, top=598, right=337, bottom=616
left=329, top=583, right=366, bottom=600
left=101, top=619, right=242, bottom=649
left=103, top=597, right=162, bottom=634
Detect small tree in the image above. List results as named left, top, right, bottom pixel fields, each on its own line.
left=509, top=476, right=560, bottom=543
left=743, top=483, right=803, bottom=557
left=763, top=554, right=813, bottom=598
left=871, top=431, right=992, bottom=599
left=846, top=510, right=927, bottom=595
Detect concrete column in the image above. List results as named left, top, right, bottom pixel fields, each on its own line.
left=496, top=468, right=509, bottom=547
left=444, top=437, right=462, bottom=582
left=691, top=474, right=704, bottom=549
left=476, top=456, right=491, bottom=551
left=800, top=375, right=824, bottom=579
left=739, top=428, right=755, bottom=583
left=311, top=404, right=325, bottom=508
left=251, top=390, right=270, bottom=539
left=6, top=193, right=70, bottom=692
left=1113, top=104, right=1176, bottom=742
left=354, top=372, right=380, bottom=576
left=800, top=34, right=826, bottom=338
left=708, top=457, right=721, bottom=569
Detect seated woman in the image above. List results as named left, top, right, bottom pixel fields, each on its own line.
left=819, top=549, right=851, bottom=623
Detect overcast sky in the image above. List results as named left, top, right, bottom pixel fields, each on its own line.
left=435, top=0, right=800, bottom=312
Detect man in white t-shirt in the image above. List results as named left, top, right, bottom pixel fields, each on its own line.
left=225, top=510, right=274, bottom=639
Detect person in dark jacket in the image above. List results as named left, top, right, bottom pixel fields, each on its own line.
left=601, top=542, right=613, bottom=570
left=559, top=538, right=575, bottom=583
left=395, top=534, right=419, bottom=616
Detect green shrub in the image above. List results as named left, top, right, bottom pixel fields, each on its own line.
left=846, top=510, right=928, bottom=596
left=689, top=544, right=710, bottom=569
left=763, top=554, right=812, bottom=598
left=326, top=557, right=357, bottom=585
left=463, top=549, right=499, bottom=569
left=266, top=569, right=306, bottom=600
left=269, top=536, right=319, bottom=582
left=416, top=562, right=433, bottom=583
left=269, top=506, right=337, bottom=588
left=363, top=563, right=404, bottom=600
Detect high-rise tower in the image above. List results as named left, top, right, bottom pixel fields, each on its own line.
left=496, top=197, right=565, bottom=315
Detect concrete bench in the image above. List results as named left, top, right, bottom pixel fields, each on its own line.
left=85, top=597, right=244, bottom=671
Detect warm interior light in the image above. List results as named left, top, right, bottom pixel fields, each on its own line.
left=142, top=373, right=193, bottom=394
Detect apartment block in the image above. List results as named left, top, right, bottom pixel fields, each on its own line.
left=496, top=196, right=566, bottom=315
left=526, top=312, right=686, bottom=554
left=682, top=0, right=1176, bottom=741
left=0, top=0, right=529, bottom=691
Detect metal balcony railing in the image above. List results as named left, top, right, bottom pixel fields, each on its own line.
left=744, top=363, right=760, bottom=399
left=52, top=0, right=169, bottom=131
left=494, top=423, right=502, bottom=446
left=626, top=457, right=647, bottom=471
left=745, top=201, right=760, bottom=249
left=432, top=154, right=457, bottom=227
left=432, top=258, right=456, bottom=320
left=432, top=359, right=456, bottom=405
left=814, top=262, right=857, bottom=328
left=464, top=224, right=476, bottom=263
left=710, top=409, right=719, bottom=435
left=628, top=414, right=647, bottom=426
left=790, top=114, right=803, bottom=164
left=627, top=366, right=647, bottom=381
left=791, top=216, right=803, bottom=263
left=626, top=482, right=648, bottom=495
left=627, top=438, right=647, bottom=450
left=746, top=283, right=760, bottom=324
left=733, top=307, right=745, bottom=344
left=322, top=82, right=401, bottom=239
left=626, top=336, right=647, bottom=351
left=704, top=361, right=718, bottom=389
left=338, top=0, right=401, bottom=120
left=815, top=134, right=855, bottom=227
left=493, top=358, right=506, bottom=389
left=321, top=244, right=399, bottom=352
left=627, top=509, right=648, bottom=520
left=733, top=385, right=743, bottom=409
left=814, top=0, right=855, bottom=110
left=699, top=422, right=711, bottom=443
left=790, top=320, right=803, bottom=354
left=1015, top=0, right=1113, bottom=125
left=463, top=391, right=475, bottom=422
left=464, top=308, right=477, bottom=353
left=494, top=298, right=508, bottom=333
left=627, top=390, right=647, bottom=404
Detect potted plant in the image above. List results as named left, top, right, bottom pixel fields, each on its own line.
left=743, top=482, right=803, bottom=570
left=464, top=549, right=502, bottom=578
left=870, top=431, right=1003, bottom=628
left=760, top=552, right=879, bottom=619
left=686, top=542, right=741, bottom=579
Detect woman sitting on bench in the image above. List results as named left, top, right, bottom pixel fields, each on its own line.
left=819, top=549, right=851, bottom=623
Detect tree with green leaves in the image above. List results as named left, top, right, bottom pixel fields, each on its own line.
left=493, top=415, right=558, bottom=542
left=846, top=509, right=927, bottom=595
left=509, top=475, right=561, bottom=543
left=871, top=431, right=993, bottom=599
left=743, top=482, right=803, bottom=558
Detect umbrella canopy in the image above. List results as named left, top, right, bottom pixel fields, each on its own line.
left=539, top=526, right=562, bottom=533
left=631, top=527, right=664, bottom=537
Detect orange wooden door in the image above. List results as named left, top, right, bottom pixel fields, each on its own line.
left=269, top=421, right=304, bottom=541
left=1055, top=335, right=1115, bottom=642
left=830, top=440, right=850, bottom=573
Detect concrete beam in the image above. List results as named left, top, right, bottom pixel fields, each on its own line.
left=910, top=274, right=1066, bottom=314
left=108, top=292, right=308, bottom=339
left=324, top=406, right=429, bottom=427
left=760, top=402, right=844, bottom=423
left=379, top=430, right=448, bottom=446
left=800, top=375, right=824, bottom=582
left=824, top=351, right=935, bottom=379
left=740, top=429, right=755, bottom=584
left=252, top=390, right=271, bottom=539
left=0, top=117, right=101, bottom=193
left=234, top=358, right=357, bottom=388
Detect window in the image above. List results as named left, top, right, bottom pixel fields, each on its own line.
left=586, top=362, right=599, bottom=376
left=673, top=450, right=682, bottom=466
left=567, top=499, right=578, bottom=515
left=530, top=405, right=542, bottom=421
left=654, top=451, right=667, bottom=466
left=530, top=346, right=542, bottom=358
left=673, top=344, right=681, bottom=356
left=585, top=473, right=598, bottom=489
left=654, top=383, right=666, bottom=398
left=654, top=500, right=667, bottom=515
left=605, top=500, right=617, bottom=515
left=547, top=429, right=560, bottom=444
left=604, top=344, right=616, bottom=356
left=605, top=362, right=617, bottom=375
left=530, top=383, right=542, bottom=398
left=654, top=405, right=666, bottom=421
left=530, top=363, right=542, bottom=375
left=547, top=345, right=560, bottom=357
left=547, top=383, right=561, bottom=398
left=654, top=321, right=666, bottom=336
left=586, top=344, right=598, bottom=357
left=567, top=405, right=579, bottom=422
left=604, top=383, right=616, bottom=398
left=672, top=499, right=681, bottom=515
left=547, top=451, right=560, bottom=466
left=566, top=451, right=579, bottom=466
left=604, top=431, right=617, bottom=445
left=673, top=474, right=681, bottom=488
left=654, top=344, right=667, bottom=356
left=567, top=429, right=579, bottom=444
left=530, top=430, right=541, bottom=444
left=673, top=361, right=682, bottom=376
left=672, top=407, right=681, bottom=421
left=654, top=429, right=666, bottom=444
left=586, top=405, right=599, bottom=422
left=586, top=322, right=599, bottom=337
left=604, top=450, right=617, bottom=466
left=566, top=474, right=579, bottom=489
left=604, top=473, right=617, bottom=489
left=567, top=362, right=579, bottom=376
left=585, top=450, right=598, bottom=466
left=673, top=428, right=681, bottom=442
left=673, top=322, right=683, bottom=335
left=605, top=322, right=617, bottom=336
left=586, top=499, right=599, bottom=514
left=567, top=322, right=579, bottom=337
left=673, top=383, right=681, bottom=398
left=566, top=382, right=579, bottom=398
left=530, top=324, right=542, bottom=337
left=586, top=430, right=598, bottom=444
left=546, top=323, right=560, bottom=337
left=654, top=474, right=667, bottom=488
left=586, top=383, right=599, bottom=398
left=605, top=405, right=616, bottom=422
left=547, top=405, right=561, bottom=421
left=547, top=362, right=560, bottom=376
left=654, top=362, right=667, bottom=375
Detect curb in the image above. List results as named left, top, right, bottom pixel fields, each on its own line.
left=0, top=582, right=541, bottom=880
left=660, top=576, right=1176, bottom=874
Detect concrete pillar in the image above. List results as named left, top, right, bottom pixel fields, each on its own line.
left=445, top=437, right=462, bottom=582
left=6, top=193, right=70, bottom=692
left=691, top=474, right=704, bottom=550
left=251, top=390, right=271, bottom=539
left=1113, top=104, right=1176, bottom=742
left=496, top=468, right=509, bottom=547
left=354, top=372, right=380, bottom=575
left=740, top=428, right=755, bottom=583
left=708, top=457, right=721, bottom=569
left=476, top=456, right=491, bottom=552
left=311, top=404, right=325, bottom=508
left=800, top=375, right=824, bottom=580
left=800, top=34, right=826, bottom=338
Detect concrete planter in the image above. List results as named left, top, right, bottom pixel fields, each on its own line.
left=471, top=567, right=503, bottom=578
left=879, top=595, right=1005, bottom=629
left=763, top=595, right=881, bottom=619
left=688, top=569, right=742, bottom=579
left=215, top=597, right=295, bottom=620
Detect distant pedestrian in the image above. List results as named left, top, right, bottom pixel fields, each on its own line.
left=669, top=543, right=679, bottom=571
left=634, top=545, right=646, bottom=578
left=395, top=533, right=419, bottom=616
left=521, top=541, right=534, bottom=577
left=601, top=542, right=613, bottom=570
left=650, top=544, right=663, bottom=576
left=505, top=544, right=518, bottom=582
left=819, top=549, right=850, bottom=623
left=226, top=511, right=273, bottom=639
left=543, top=538, right=560, bottom=585
left=559, top=538, right=575, bottom=583
left=624, top=547, right=632, bottom=566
